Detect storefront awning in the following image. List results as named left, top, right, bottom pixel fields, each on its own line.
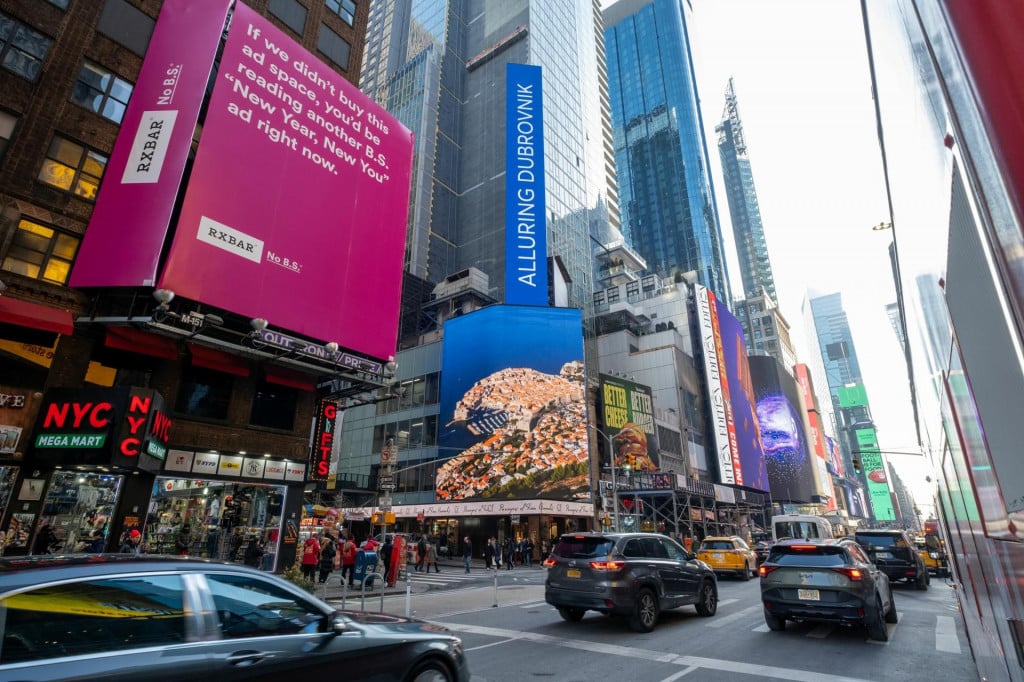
left=263, top=364, right=315, bottom=391
left=187, top=342, right=250, bottom=377
left=104, top=327, right=178, bottom=360
left=0, top=296, right=74, bottom=345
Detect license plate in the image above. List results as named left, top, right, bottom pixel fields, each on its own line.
left=876, top=551, right=892, bottom=559
left=798, top=589, right=820, bottom=601
left=566, top=569, right=581, bottom=578
left=712, top=553, right=724, bottom=560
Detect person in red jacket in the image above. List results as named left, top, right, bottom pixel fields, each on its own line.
left=340, top=535, right=357, bottom=587
left=300, top=534, right=321, bottom=581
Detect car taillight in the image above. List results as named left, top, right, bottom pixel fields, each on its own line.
left=758, top=565, right=779, bottom=578
left=590, top=560, right=625, bottom=571
left=543, top=557, right=556, bottom=568
left=833, top=567, right=863, bottom=581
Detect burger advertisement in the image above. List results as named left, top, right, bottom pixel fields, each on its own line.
left=599, top=374, right=658, bottom=472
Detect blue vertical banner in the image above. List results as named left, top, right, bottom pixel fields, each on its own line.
left=505, top=63, right=548, bottom=305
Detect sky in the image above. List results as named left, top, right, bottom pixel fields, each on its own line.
left=681, top=0, right=933, bottom=511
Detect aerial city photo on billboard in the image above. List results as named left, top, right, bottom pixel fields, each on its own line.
left=599, top=373, right=658, bottom=472
left=436, top=306, right=588, bottom=502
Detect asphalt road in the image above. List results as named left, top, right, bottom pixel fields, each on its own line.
left=331, top=567, right=979, bottom=681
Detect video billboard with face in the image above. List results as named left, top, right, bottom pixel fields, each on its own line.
left=599, top=374, right=658, bottom=471
left=437, top=306, right=588, bottom=502
left=748, top=356, right=816, bottom=503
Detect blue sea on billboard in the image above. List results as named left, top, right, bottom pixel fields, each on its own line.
left=436, top=306, right=589, bottom=502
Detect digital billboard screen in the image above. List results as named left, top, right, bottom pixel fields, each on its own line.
left=437, top=306, right=588, bottom=502
left=156, top=2, right=414, bottom=360
left=693, top=284, right=740, bottom=484
left=716, top=297, right=767, bottom=491
left=748, top=356, right=816, bottom=503
left=599, top=374, right=657, bottom=472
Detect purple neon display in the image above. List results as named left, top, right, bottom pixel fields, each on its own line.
left=157, top=3, right=414, bottom=359
left=70, top=0, right=233, bottom=288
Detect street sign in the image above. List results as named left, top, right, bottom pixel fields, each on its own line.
left=380, top=483, right=395, bottom=491
left=379, top=475, right=394, bottom=485
left=379, top=496, right=392, bottom=509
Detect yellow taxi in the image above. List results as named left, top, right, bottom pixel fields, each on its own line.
left=697, top=536, right=759, bottom=579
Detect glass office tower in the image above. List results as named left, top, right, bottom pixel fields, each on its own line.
left=604, top=0, right=732, bottom=303
left=362, top=0, right=621, bottom=309
left=717, top=78, right=776, bottom=302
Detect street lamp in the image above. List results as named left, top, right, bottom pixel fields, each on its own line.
left=590, top=425, right=620, bottom=532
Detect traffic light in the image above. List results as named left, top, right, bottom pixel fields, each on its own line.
left=852, top=458, right=863, bottom=474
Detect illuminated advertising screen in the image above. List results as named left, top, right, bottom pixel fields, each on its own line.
left=437, top=306, right=588, bottom=502
left=157, top=2, right=414, bottom=360
left=599, top=374, right=657, bottom=471
left=693, top=284, right=740, bottom=484
left=748, top=356, right=816, bottom=503
left=825, top=435, right=845, bottom=477
left=837, top=384, right=895, bottom=521
left=505, top=64, right=548, bottom=305
left=715, top=297, right=767, bottom=491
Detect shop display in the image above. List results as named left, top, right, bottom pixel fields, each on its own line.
left=33, top=471, right=121, bottom=554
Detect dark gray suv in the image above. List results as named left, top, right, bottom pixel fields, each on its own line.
left=854, top=529, right=930, bottom=590
left=544, top=532, right=718, bottom=632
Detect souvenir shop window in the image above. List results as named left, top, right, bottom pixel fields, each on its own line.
left=175, top=366, right=232, bottom=420
left=249, top=379, right=297, bottom=431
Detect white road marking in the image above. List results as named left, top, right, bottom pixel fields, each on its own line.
left=752, top=623, right=770, bottom=632
left=519, top=601, right=549, bottom=608
left=466, top=637, right=519, bottom=651
left=657, top=665, right=699, bottom=681
left=717, top=598, right=739, bottom=607
left=708, top=604, right=762, bottom=628
left=936, top=615, right=961, bottom=653
left=445, top=622, right=876, bottom=682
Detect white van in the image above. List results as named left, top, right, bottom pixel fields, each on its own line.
left=771, top=514, right=835, bottom=542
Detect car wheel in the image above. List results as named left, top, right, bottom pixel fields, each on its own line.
left=916, top=569, right=929, bottom=591
left=408, top=658, right=453, bottom=682
left=557, top=606, right=586, bottom=622
left=741, top=562, right=751, bottom=581
left=764, top=610, right=786, bottom=631
left=695, top=580, right=718, bottom=617
left=866, top=595, right=890, bottom=642
left=629, top=588, right=659, bottom=632
left=884, top=593, right=899, bottom=624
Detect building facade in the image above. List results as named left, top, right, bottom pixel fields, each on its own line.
left=603, top=0, right=731, bottom=303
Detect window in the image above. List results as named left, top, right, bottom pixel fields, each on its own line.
left=325, top=0, right=357, bottom=26
left=2, top=218, right=80, bottom=285
left=176, top=366, right=233, bottom=420
left=0, top=574, right=185, bottom=663
left=0, top=110, right=17, bottom=162
left=0, top=12, right=52, bottom=81
left=38, top=135, right=107, bottom=200
left=96, top=0, right=155, bottom=57
left=206, top=573, right=324, bottom=638
left=317, top=24, right=351, bottom=70
left=250, top=380, right=297, bottom=430
left=268, top=0, right=307, bottom=34
left=71, top=61, right=134, bottom=123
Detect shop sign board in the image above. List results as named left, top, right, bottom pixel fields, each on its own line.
left=192, top=451, right=220, bottom=475
left=308, top=399, right=338, bottom=482
left=218, top=455, right=243, bottom=476
left=264, top=460, right=287, bottom=480
left=242, top=457, right=266, bottom=478
left=285, top=463, right=306, bottom=482
left=165, top=450, right=194, bottom=472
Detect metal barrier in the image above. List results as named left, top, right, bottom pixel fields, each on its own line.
left=337, top=571, right=385, bottom=613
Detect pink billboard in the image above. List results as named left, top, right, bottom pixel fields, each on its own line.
left=157, top=2, right=414, bottom=359
left=70, top=0, right=232, bottom=288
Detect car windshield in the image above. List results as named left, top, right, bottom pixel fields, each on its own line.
left=701, top=541, right=734, bottom=550
left=768, top=546, right=847, bottom=566
left=553, top=537, right=616, bottom=559
left=857, top=534, right=904, bottom=549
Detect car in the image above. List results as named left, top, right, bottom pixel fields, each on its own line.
left=915, top=534, right=950, bottom=578
left=0, top=554, right=469, bottom=681
left=754, top=540, right=773, bottom=566
left=759, top=538, right=897, bottom=641
left=854, top=529, right=930, bottom=589
left=696, top=536, right=759, bottom=579
left=543, top=531, right=718, bottom=633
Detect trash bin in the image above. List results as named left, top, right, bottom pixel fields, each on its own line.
left=354, top=549, right=378, bottom=586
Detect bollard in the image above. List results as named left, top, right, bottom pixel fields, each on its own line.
left=491, top=561, right=499, bottom=606
left=405, top=564, right=413, bottom=617
left=340, top=576, right=349, bottom=610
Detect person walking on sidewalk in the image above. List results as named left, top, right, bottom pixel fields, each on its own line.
left=300, top=534, right=321, bottom=582
left=462, top=536, right=473, bottom=573
left=340, top=534, right=357, bottom=587
left=426, top=537, right=440, bottom=573
left=415, top=535, right=427, bottom=572
left=484, top=537, right=496, bottom=569
left=318, top=533, right=336, bottom=584
left=503, top=536, right=515, bottom=570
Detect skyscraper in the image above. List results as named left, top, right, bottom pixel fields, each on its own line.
left=604, top=0, right=732, bottom=303
left=716, top=78, right=776, bottom=302
left=362, top=0, right=620, bottom=309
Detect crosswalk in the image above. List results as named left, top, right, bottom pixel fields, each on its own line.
left=401, top=568, right=502, bottom=587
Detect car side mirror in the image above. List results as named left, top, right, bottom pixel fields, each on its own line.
left=330, top=613, right=351, bottom=635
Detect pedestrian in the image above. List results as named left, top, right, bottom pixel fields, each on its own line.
left=340, top=534, right=357, bottom=586
left=484, top=537, right=496, bottom=569
left=318, top=533, right=336, bottom=584
left=119, top=529, right=143, bottom=554
left=243, top=535, right=264, bottom=568
left=462, top=535, right=473, bottom=573
left=300, top=533, right=321, bottom=581
left=415, top=535, right=427, bottom=572
left=85, top=529, right=106, bottom=553
left=504, top=536, right=515, bottom=570
left=426, top=537, right=439, bottom=573
left=381, top=535, right=394, bottom=585
left=174, top=523, right=191, bottom=556
left=524, top=536, right=535, bottom=567
left=227, top=527, right=243, bottom=561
